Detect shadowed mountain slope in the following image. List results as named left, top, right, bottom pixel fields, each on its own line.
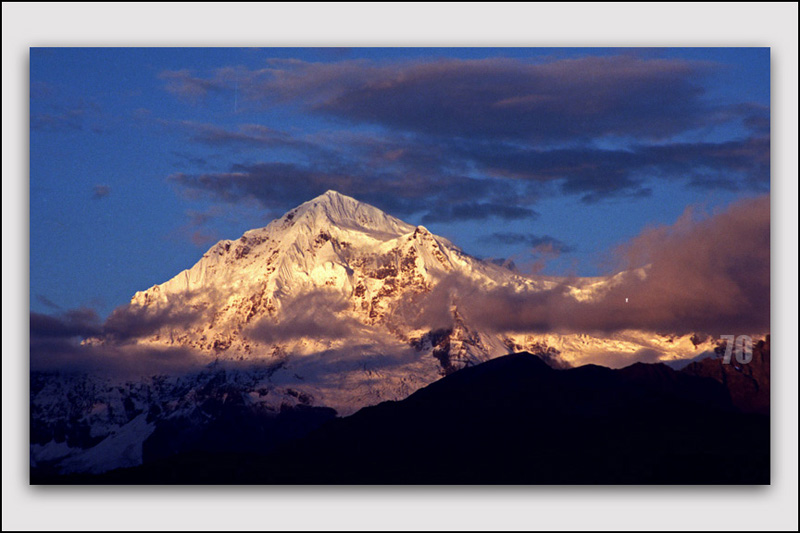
left=40, top=352, right=768, bottom=484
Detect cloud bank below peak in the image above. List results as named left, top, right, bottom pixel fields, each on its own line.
left=421, top=194, right=770, bottom=337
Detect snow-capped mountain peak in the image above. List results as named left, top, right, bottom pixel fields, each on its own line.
left=109, top=191, right=715, bottom=415
left=279, top=190, right=415, bottom=239
left=40, top=191, right=721, bottom=475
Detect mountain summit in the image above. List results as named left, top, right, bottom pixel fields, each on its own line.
left=286, top=190, right=416, bottom=236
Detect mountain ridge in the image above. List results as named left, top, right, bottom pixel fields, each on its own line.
left=91, top=190, right=721, bottom=416
left=33, top=191, right=733, bottom=476
left=34, top=351, right=769, bottom=484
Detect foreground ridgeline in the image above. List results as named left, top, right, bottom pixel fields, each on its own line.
left=34, top=347, right=769, bottom=484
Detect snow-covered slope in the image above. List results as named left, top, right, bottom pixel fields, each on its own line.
left=97, top=190, right=715, bottom=412
left=127, top=190, right=518, bottom=350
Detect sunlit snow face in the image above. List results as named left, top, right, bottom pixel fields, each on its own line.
left=32, top=188, right=767, bottom=401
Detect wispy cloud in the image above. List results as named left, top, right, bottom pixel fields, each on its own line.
left=485, top=232, right=575, bottom=253
left=30, top=108, right=85, bottom=132
left=173, top=120, right=309, bottom=152
left=164, top=106, right=767, bottom=211
left=402, top=195, right=769, bottom=337
left=30, top=291, right=222, bottom=377
left=35, top=294, right=62, bottom=310
left=157, top=54, right=768, bottom=241
left=246, top=290, right=372, bottom=344
left=465, top=134, right=769, bottom=201
left=30, top=96, right=107, bottom=133
left=169, top=160, right=530, bottom=223
left=422, top=203, right=539, bottom=223
left=30, top=307, right=102, bottom=340
left=92, top=184, right=111, bottom=199
left=158, top=69, right=226, bottom=102
left=168, top=207, right=224, bottom=248
left=161, top=56, right=744, bottom=142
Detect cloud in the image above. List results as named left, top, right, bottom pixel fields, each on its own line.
left=161, top=55, right=768, bottom=212
left=466, top=136, right=769, bottom=201
left=30, top=108, right=85, bottom=132
left=422, top=203, right=538, bottom=223
left=30, top=337, right=206, bottom=379
left=170, top=56, right=722, bottom=142
left=92, top=184, right=111, bottom=199
left=167, top=119, right=767, bottom=212
left=30, top=296, right=215, bottom=378
left=170, top=151, right=209, bottom=169
left=188, top=123, right=294, bottom=149
left=30, top=100, right=105, bottom=133
left=101, top=303, right=201, bottom=343
left=169, top=161, right=529, bottom=223
left=313, top=56, right=718, bottom=142
left=487, top=258, right=519, bottom=272
left=484, top=233, right=576, bottom=275
left=169, top=207, right=223, bottom=248
left=35, top=294, right=62, bottom=310
left=487, top=233, right=575, bottom=253
left=189, top=230, right=217, bottom=247
left=102, top=294, right=212, bottom=344
left=245, top=290, right=372, bottom=344
left=158, top=69, right=225, bottom=101
left=31, top=288, right=218, bottom=348
left=30, top=291, right=386, bottom=380
left=165, top=120, right=317, bottom=156
left=401, top=195, right=769, bottom=337
left=30, top=308, right=102, bottom=340
left=170, top=163, right=340, bottom=210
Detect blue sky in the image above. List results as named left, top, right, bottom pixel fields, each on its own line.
left=30, top=47, right=769, bottom=317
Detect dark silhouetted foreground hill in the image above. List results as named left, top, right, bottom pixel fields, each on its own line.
left=35, top=352, right=769, bottom=484
left=682, top=336, right=769, bottom=415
